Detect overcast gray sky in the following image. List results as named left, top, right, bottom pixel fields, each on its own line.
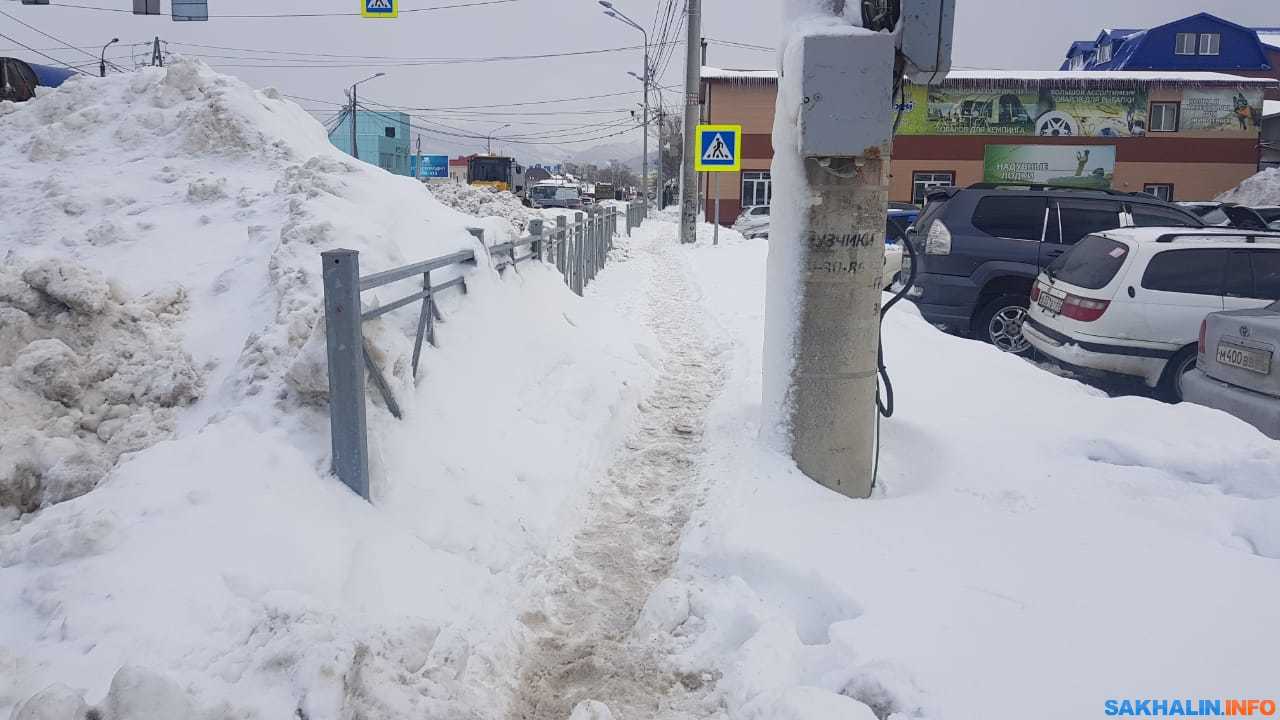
left=1, top=0, right=1275, bottom=162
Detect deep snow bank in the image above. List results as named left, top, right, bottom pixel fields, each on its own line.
left=666, top=232, right=1280, bottom=719
left=1216, top=167, right=1280, bottom=206
left=426, top=181, right=535, bottom=232
left=0, top=60, right=658, bottom=718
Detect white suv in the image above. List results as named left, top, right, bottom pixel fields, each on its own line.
left=1024, top=227, right=1280, bottom=401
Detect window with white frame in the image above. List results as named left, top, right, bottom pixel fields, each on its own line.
left=1142, top=184, right=1174, bottom=202
left=1097, top=43, right=1113, bottom=63
left=1070, top=54, right=1084, bottom=70
left=1149, top=102, right=1179, bottom=132
left=741, top=171, right=771, bottom=208
left=912, top=171, right=955, bottom=206
left=1199, top=32, right=1220, bottom=55
left=1175, top=32, right=1197, bottom=55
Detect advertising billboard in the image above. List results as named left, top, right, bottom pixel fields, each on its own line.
left=983, top=145, right=1117, bottom=189
left=410, top=154, right=450, bottom=180
left=1180, top=88, right=1266, bottom=132
left=898, top=85, right=1149, bottom=138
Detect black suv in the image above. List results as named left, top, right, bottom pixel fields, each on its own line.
left=906, top=184, right=1205, bottom=353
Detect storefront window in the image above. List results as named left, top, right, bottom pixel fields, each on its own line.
left=912, top=171, right=955, bottom=206
left=741, top=171, right=771, bottom=208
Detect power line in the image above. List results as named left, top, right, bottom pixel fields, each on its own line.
left=0, top=29, right=89, bottom=74
left=169, top=41, right=678, bottom=69
left=355, top=102, right=643, bottom=147
left=46, top=0, right=522, bottom=18
left=706, top=38, right=774, bottom=52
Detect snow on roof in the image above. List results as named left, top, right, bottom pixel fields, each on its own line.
left=701, top=66, right=778, bottom=81
left=703, top=66, right=1275, bottom=87
left=1259, top=32, right=1280, bottom=49
left=943, top=69, right=1274, bottom=84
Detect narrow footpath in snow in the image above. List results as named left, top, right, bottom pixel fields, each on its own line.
left=508, top=223, right=726, bottom=720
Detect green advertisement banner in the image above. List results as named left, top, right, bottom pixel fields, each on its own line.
left=1180, top=88, right=1266, bottom=132
left=897, top=85, right=1149, bottom=137
left=983, top=145, right=1117, bottom=189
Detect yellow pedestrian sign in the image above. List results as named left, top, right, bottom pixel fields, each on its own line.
left=695, top=124, right=742, bottom=172
left=362, top=0, right=398, bottom=18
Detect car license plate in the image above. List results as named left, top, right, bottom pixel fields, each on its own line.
left=1037, top=292, right=1063, bottom=315
left=1216, top=342, right=1272, bottom=375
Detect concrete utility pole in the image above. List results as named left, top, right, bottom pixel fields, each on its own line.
left=654, top=106, right=665, bottom=209
left=678, top=0, right=701, bottom=243
left=771, top=0, right=953, bottom=498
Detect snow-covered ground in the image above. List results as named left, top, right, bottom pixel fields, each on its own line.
left=0, top=60, right=660, bottom=718
left=6, top=54, right=1280, bottom=720
left=659, top=228, right=1280, bottom=720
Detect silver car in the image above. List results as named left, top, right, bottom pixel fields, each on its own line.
left=1184, top=300, right=1280, bottom=439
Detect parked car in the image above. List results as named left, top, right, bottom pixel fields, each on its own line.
left=1184, top=300, right=1280, bottom=438
left=1023, top=227, right=1280, bottom=401
left=734, top=205, right=771, bottom=238
left=905, top=184, right=1205, bottom=353
left=1176, top=201, right=1269, bottom=230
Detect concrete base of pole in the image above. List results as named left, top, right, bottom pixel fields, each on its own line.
left=789, top=152, right=888, bottom=499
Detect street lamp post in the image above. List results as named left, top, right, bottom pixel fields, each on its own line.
left=600, top=0, right=649, bottom=209
left=348, top=72, right=386, bottom=161
left=487, top=123, right=511, bottom=155
left=99, top=38, right=118, bottom=78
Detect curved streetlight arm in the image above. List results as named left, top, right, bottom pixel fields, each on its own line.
left=99, top=38, right=119, bottom=78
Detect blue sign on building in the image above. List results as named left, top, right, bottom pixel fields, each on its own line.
left=411, top=154, right=450, bottom=179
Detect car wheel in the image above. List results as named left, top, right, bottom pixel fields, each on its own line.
left=1158, top=346, right=1198, bottom=403
left=974, top=294, right=1032, bottom=355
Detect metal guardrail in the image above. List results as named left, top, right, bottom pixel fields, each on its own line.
left=320, top=203, right=647, bottom=499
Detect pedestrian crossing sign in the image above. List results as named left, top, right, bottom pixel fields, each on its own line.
left=695, top=124, right=741, bottom=172
left=362, top=0, right=398, bottom=18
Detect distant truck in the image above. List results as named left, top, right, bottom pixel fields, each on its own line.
left=527, top=181, right=583, bottom=210
left=467, top=155, right=526, bottom=196
left=593, top=183, right=615, bottom=202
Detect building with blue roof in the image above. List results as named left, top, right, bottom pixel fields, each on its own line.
left=1061, top=13, right=1280, bottom=101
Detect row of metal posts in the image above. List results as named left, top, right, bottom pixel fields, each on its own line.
left=546, top=206, right=628, bottom=297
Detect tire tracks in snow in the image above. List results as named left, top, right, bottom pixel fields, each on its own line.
left=508, top=225, right=724, bottom=720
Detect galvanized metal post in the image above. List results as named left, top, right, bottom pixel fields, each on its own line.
left=320, top=249, right=370, bottom=501
left=528, top=219, right=544, bottom=262
left=574, top=212, right=584, bottom=295
left=556, top=215, right=568, bottom=279
left=411, top=269, right=431, bottom=377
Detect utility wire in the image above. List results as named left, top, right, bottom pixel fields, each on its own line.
left=172, top=42, right=678, bottom=69
left=356, top=102, right=643, bottom=146
left=46, top=0, right=521, bottom=17
left=705, top=38, right=774, bottom=52
left=0, top=29, right=89, bottom=74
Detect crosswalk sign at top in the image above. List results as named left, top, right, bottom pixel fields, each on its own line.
left=695, top=124, right=742, bottom=172
left=362, top=0, right=398, bottom=18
